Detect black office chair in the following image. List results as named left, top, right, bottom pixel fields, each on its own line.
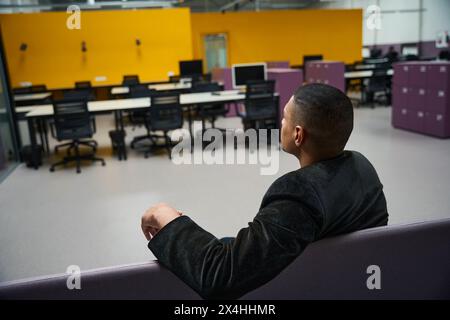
left=363, top=69, right=391, bottom=108
left=13, top=85, right=47, bottom=94
left=122, top=75, right=140, bottom=86
left=140, top=92, right=183, bottom=159
left=13, top=87, right=32, bottom=94
left=49, top=100, right=105, bottom=173
left=75, top=81, right=92, bottom=89
left=50, top=90, right=98, bottom=154
left=191, top=82, right=229, bottom=134
left=169, top=75, right=181, bottom=83
left=30, top=85, right=48, bottom=93
left=127, top=85, right=156, bottom=146
left=238, top=80, right=277, bottom=129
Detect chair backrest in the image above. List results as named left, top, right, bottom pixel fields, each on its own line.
left=75, top=81, right=92, bottom=89
left=245, top=80, right=275, bottom=98
left=192, top=82, right=222, bottom=93
left=368, top=69, right=389, bottom=91
left=129, top=84, right=155, bottom=98
left=122, top=75, right=140, bottom=86
left=52, top=100, right=93, bottom=141
left=244, top=80, right=277, bottom=120
left=63, top=89, right=93, bottom=102
left=30, top=85, right=47, bottom=93
left=169, top=75, right=180, bottom=83
left=148, top=93, right=183, bottom=131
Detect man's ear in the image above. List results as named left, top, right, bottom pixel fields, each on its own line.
left=294, top=125, right=304, bottom=147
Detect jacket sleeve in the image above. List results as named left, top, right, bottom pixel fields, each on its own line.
left=148, top=197, right=322, bottom=300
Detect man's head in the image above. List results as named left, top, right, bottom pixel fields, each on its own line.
left=281, top=83, right=353, bottom=164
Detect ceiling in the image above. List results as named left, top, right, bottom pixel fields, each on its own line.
left=0, top=0, right=326, bottom=13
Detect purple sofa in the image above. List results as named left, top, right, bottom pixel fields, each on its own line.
left=1, top=218, right=449, bottom=300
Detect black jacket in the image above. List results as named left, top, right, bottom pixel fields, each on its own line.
left=148, top=151, right=388, bottom=299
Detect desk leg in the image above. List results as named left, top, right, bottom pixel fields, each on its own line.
left=119, top=110, right=124, bottom=131
left=187, top=105, right=193, bottom=138
left=27, top=117, right=39, bottom=169
left=43, top=118, right=50, bottom=156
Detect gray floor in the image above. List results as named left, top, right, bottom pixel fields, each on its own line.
left=1, top=107, right=450, bottom=283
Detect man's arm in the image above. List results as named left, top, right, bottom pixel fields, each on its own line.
left=146, top=199, right=322, bottom=300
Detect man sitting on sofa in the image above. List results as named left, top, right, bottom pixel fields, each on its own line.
left=141, top=83, right=389, bottom=300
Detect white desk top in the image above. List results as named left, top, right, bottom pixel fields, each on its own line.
left=14, top=92, right=52, bottom=102
left=345, top=69, right=394, bottom=79
left=111, top=82, right=192, bottom=95
left=22, top=91, right=246, bottom=118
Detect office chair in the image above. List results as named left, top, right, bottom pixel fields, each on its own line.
left=126, top=85, right=156, bottom=147
left=191, top=82, right=229, bottom=134
left=438, top=50, right=450, bottom=60
left=363, top=69, right=391, bottom=108
left=140, top=92, right=183, bottom=159
left=30, top=85, right=48, bottom=93
left=13, top=85, right=48, bottom=95
left=13, top=87, right=32, bottom=94
left=75, top=81, right=92, bottom=89
left=49, top=100, right=105, bottom=173
left=50, top=90, right=98, bottom=154
left=169, top=75, right=180, bottom=83
left=122, top=75, right=140, bottom=86
left=238, top=79, right=277, bottom=128
left=127, top=85, right=155, bottom=128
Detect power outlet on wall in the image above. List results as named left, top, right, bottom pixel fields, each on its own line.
left=95, top=76, right=107, bottom=82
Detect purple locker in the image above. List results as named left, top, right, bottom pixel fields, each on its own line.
left=408, top=64, right=427, bottom=87
left=392, top=107, right=410, bottom=129
left=410, top=110, right=426, bottom=133
left=393, top=63, right=410, bottom=85
left=426, top=88, right=448, bottom=113
left=407, top=87, right=427, bottom=110
left=424, top=112, right=450, bottom=138
left=305, top=63, right=318, bottom=83
left=392, top=85, right=406, bottom=108
left=427, top=63, right=450, bottom=90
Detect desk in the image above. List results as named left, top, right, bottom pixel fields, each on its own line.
left=111, top=82, right=192, bottom=95
left=23, top=90, right=253, bottom=168
left=14, top=92, right=52, bottom=102
left=345, top=69, right=394, bottom=79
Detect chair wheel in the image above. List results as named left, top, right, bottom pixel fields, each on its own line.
left=76, top=169, right=81, bottom=174
left=50, top=167, right=55, bottom=172
left=102, top=161, right=106, bottom=166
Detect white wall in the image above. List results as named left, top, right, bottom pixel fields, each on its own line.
left=314, top=0, right=450, bottom=45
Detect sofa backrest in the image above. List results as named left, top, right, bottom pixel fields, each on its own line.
left=1, top=219, right=449, bottom=299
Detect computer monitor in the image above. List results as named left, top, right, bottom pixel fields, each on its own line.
left=179, top=60, right=203, bottom=76
left=401, top=45, right=419, bottom=56
left=303, top=55, right=323, bottom=66
left=232, top=63, right=267, bottom=89
left=362, top=48, right=371, bottom=58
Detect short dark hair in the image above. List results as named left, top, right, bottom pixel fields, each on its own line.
left=292, top=83, right=353, bottom=156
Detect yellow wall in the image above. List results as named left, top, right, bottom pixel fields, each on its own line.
left=191, top=9, right=362, bottom=66
left=0, top=9, right=192, bottom=89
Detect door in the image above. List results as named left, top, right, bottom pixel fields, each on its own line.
left=204, top=33, right=228, bottom=73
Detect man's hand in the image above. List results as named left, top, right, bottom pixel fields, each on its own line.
left=141, top=203, right=182, bottom=241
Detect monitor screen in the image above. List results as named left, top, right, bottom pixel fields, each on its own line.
left=179, top=60, right=203, bottom=76
left=303, top=55, right=323, bottom=66
left=232, top=63, right=267, bottom=88
left=402, top=45, right=419, bottom=56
